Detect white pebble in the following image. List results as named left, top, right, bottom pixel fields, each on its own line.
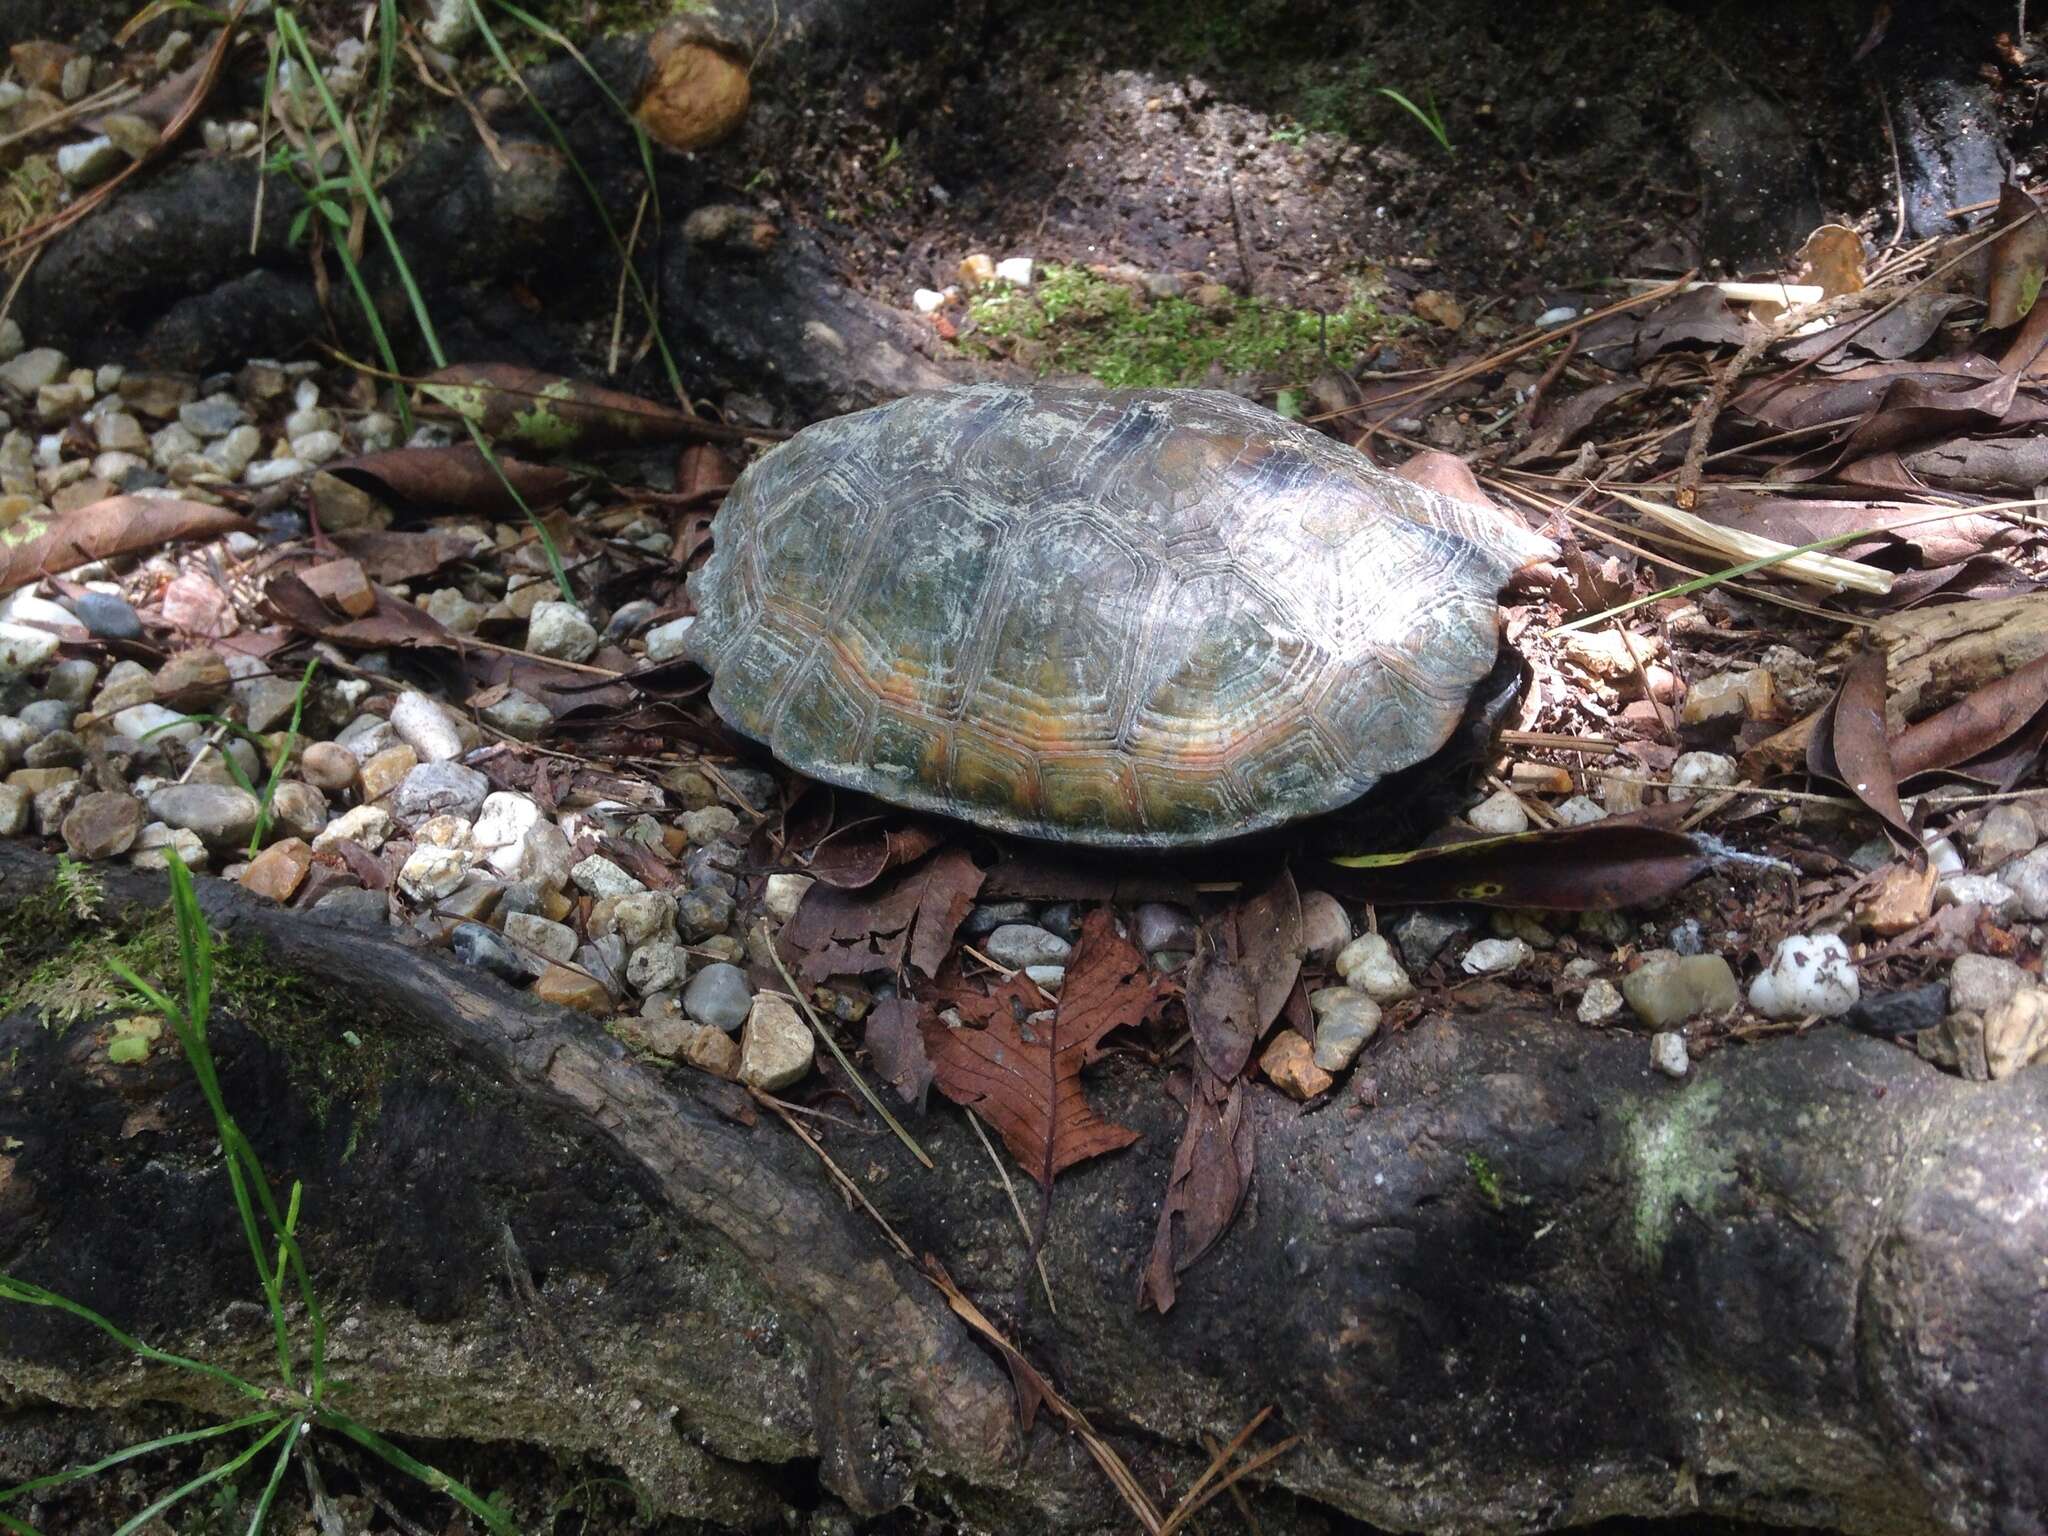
left=1577, top=978, right=1624, bottom=1023
left=1467, top=787, right=1529, bottom=835
left=996, top=256, right=1036, bottom=286
left=911, top=288, right=948, bottom=314
left=1461, top=937, right=1531, bottom=975
left=1669, top=752, right=1737, bottom=800
left=1335, top=932, right=1415, bottom=1002
left=1650, top=1031, right=1689, bottom=1078
left=1746, top=933, right=1859, bottom=1020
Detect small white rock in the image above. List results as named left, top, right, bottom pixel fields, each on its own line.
left=1578, top=978, right=1624, bottom=1023
left=763, top=872, right=814, bottom=922
left=912, top=287, right=948, bottom=314
left=739, top=992, right=814, bottom=1091
left=1746, top=933, right=1860, bottom=1020
left=389, top=691, right=466, bottom=763
left=1335, top=932, right=1416, bottom=1002
left=1552, top=794, right=1607, bottom=826
left=1467, top=787, right=1530, bottom=835
left=527, top=600, right=600, bottom=663
left=0, top=621, right=60, bottom=678
left=995, top=256, right=1035, bottom=286
left=1668, top=752, right=1738, bottom=800
left=1650, top=1031, right=1690, bottom=1078
left=397, top=844, right=471, bottom=900
left=1462, top=937, right=1532, bottom=974
left=644, top=615, right=696, bottom=662
left=57, top=136, right=126, bottom=186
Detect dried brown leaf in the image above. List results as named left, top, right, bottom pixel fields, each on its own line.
left=264, top=569, right=459, bottom=651
left=1325, top=821, right=1707, bottom=910
left=1984, top=182, right=2048, bottom=330
left=0, top=496, right=249, bottom=596
left=1810, top=647, right=1917, bottom=848
left=324, top=445, right=578, bottom=517
left=863, top=997, right=936, bottom=1109
left=1138, top=1065, right=1254, bottom=1315
left=920, top=908, right=1169, bottom=1185
left=328, top=529, right=480, bottom=584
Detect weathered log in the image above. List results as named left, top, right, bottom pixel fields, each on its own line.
left=0, top=842, right=2042, bottom=1533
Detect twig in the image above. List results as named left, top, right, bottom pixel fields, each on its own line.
left=750, top=1089, right=916, bottom=1261
left=766, top=947, right=933, bottom=1169
left=966, top=1108, right=1057, bottom=1314
left=1200, top=1432, right=1265, bottom=1534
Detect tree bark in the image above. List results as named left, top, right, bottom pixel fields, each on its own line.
left=1, top=842, right=2042, bottom=1535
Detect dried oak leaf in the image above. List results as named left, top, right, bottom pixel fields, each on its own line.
left=1, top=496, right=250, bottom=597
left=921, top=908, right=1172, bottom=1186
left=781, top=846, right=982, bottom=982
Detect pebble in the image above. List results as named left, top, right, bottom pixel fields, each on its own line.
left=1037, top=903, right=1081, bottom=943
left=0, top=622, right=59, bottom=678
left=739, top=993, right=814, bottom=1090
left=679, top=1023, right=741, bottom=1077
left=1577, top=978, right=1625, bottom=1024
left=357, top=741, right=417, bottom=801
left=178, top=394, right=247, bottom=437
left=0, top=349, right=67, bottom=398
left=452, top=921, right=535, bottom=982
left=676, top=884, right=736, bottom=940
left=65, top=590, right=142, bottom=640
left=390, top=691, right=466, bottom=762
left=963, top=901, right=1033, bottom=936
left=479, top=688, right=550, bottom=741
left=526, top=601, right=599, bottom=662
left=1297, top=889, right=1351, bottom=965
left=421, top=589, right=486, bottom=634
left=1668, top=752, right=1738, bottom=800
left=763, top=872, right=813, bottom=921
left=1622, top=950, right=1739, bottom=1028
left=504, top=912, right=577, bottom=964
left=392, top=760, right=489, bottom=823
left=145, top=782, right=260, bottom=848
left=1650, top=1031, right=1690, bottom=1079
left=127, top=820, right=204, bottom=870
left=1939, top=872, right=2018, bottom=920
left=609, top=890, right=677, bottom=948
left=683, top=962, right=753, bottom=1031
left=1467, top=788, right=1530, bottom=834
left=398, top=845, right=471, bottom=900
left=1025, top=964, right=1066, bottom=992
left=1747, top=934, right=1859, bottom=1019
left=681, top=806, right=739, bottom=844
left=1461, top=936, right=1531, bottom=974
left=0, top=784, right=27, bottom=836
left=626, top=939, right=687, bottom=994
left=1308, top=986, right=1380, bottom=1071
left=24, top=730, right=83, bottom=769
left=245, top=458, right=309, bottom=488
left=314, top=804, right=393, bottom=852
left=2000, top=846, right=2048, bottom=920
left=1392, top=907, right=1473, bottom=972
left=644, top=616, right=696, bottom=662
left=912, top=288, right=948, bottom=314
left=234, top=676, right=303, bottom=733
left=1336, top=933, right=1416, bottom=1000
left=1948, top=953, right=2026, bottom=1016
left=1968, top=803, right=2037, bottom=870
left=240, top=838, right=313, bottom=902
left=313, top=886, right=388, bottom=928
left=532, top=964, right=612, bottom=1013
left=1552, top=794, right=1606, bottom=826
left=996, top=256, right=1035, bottom=286
left=1259, top=1031, right=1333, bottom=1101
left=61, top=790, right=143, bottom=859
left=571, top=853, right=644, bottom=902
left=1678, top=669, right=1774, bottom=725
left=1133, top=902, right=1197, bottom=954
left=56, top=135, right=125, bottom=186
left=1845, top=982, right=1947, bottom=1038
left=300, top=740, right=358, bottom=791
left=983, top=923, right=1071, bottom=969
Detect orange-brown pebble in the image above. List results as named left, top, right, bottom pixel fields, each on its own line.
left=239, top=838, right=313, bottom=902
left=1260, top=1031, right=1334, bottom=1102
left=300, top=741, right=358, bottom=793
left=532, top=964, right=613, bottom=1014
left=358, top=744, right=418, bottom=801
left=299, top=558, right=377, bottom=618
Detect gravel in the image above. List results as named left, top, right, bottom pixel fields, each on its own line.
left=683, top=962, right=753, bottom=1031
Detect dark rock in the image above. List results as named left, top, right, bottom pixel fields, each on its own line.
left=450, top=920, right=531, bottom=982
left=1390, top=906, right=1477, bottom=973
left=63, top=591, right=142, bottom=640
left=311, top=886, right=389, bottom=928
left=1847, top=982, right=1950, bottom=1038
left=1687, top=89, right=1821, bottom=270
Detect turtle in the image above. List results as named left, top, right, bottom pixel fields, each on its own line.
left=683, top=383, right=1554, bottom=848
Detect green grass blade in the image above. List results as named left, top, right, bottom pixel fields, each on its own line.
left=108, top=1418, right=292, bottom=1536
left=246, top=658, right=319, bottom=857
left=1377, top=86, right=1450, bottom=152
left=0, top=1277, right=269, bottom=1403
left=475, top=0, right=688, bottom=404
left=0, top=1413, right=279, bottom=1506
left=0, top=1512, right=44, bottom=1535
left=319, top=1411, right=516, bottom=1535
left=242, top=1413, right=306, bottom=1535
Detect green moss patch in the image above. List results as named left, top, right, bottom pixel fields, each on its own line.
left=964, top=264, right=1398, bottom=389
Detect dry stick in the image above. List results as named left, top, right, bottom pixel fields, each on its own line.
left=1158, top=1437, right=1304, bottom=1536
left=1164, top=1407, right=1274, bottom=1531
left=1315, top=272, right=1697, bottom=445
left=966, top=1108, right=1057, bottom=1315
left=1199, top=1431, right=1266, bottom=1535
left=766, top=944, right=933, bottom=1169
left=751, top=1089, right=917, bottom=1262
left=607, top=187, right=654, bottom=377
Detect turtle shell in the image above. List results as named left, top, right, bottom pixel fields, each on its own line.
left=684, top=384, right=1554, bottom=848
